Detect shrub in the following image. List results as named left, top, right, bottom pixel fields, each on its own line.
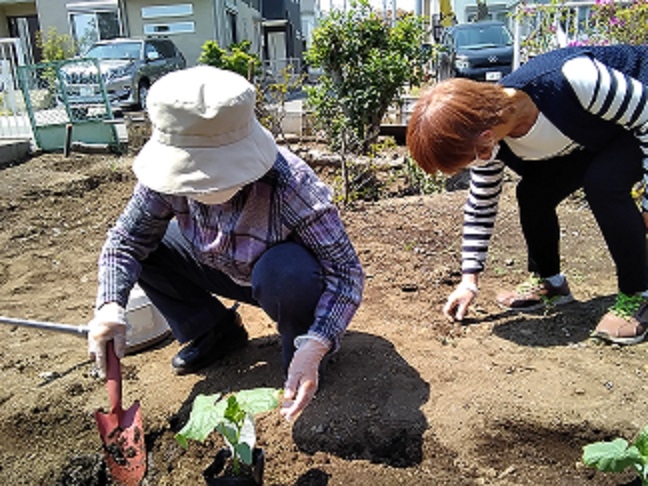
left=198, top=40, right=260, bottom=80
left=36, top=27, right=77, bottom=62
left=513, top=0, right=648, bottom=59
left=306, top=0, right=427, bottom=155
left=589, top=0, right=648, bottom=45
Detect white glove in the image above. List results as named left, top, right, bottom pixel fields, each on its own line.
left=442, top=281, right=478, bottom=322
left=280, top=335, right=330, bottom=422
left=88, top=302, right=128, bottom=378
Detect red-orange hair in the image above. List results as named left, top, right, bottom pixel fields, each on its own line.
left=406, top=78, right=513, bottom=174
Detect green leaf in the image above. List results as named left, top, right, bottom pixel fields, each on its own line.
left=235, top=388, right=281, bottom=416
left=238, top=414, right=257, bottom=452
left=234, top=442, right=253, bottom=466
left=633, top=425, right=648, bottom=457
left=224, top=395, right=246, bottom=426
left=216, top=421, right=239, bottom=448
left=583, top=438, right=643, bottom=472
left=174, top=393, right=226, bottom=448
left=173, top=388, right=280, bottom=452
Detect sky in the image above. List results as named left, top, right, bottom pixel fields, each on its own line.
left=321, top=0, right=417, bottom=13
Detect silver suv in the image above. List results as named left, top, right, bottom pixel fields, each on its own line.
left=60, top=37, right=186, bottom=110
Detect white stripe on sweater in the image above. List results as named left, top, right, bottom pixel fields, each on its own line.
left=563, top=56, right=648, bottom=209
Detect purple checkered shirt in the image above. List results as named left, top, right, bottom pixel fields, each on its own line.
left=96, top=147, right=365, bottom=348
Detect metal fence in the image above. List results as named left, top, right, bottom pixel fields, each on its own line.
left=16, top=58, right=118, bottom=152
left=511, top=0, right=619, bottom=68
left=0, top=37, right=33, bottom=141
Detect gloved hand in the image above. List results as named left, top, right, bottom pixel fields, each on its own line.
left=442, top=278, right=479, bottom=322
left=88, top=302, right=128, bottom=379
left=280, top=336, right=330, bottom=422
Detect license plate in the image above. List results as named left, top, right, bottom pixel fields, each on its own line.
left=486, top=71, right=502, bottom=81
left=79, top=86, right=95, bottom=97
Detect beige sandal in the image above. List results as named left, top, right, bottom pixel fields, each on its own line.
left=591, top=302, right=648, bottom=345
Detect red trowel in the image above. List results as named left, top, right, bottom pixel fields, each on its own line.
left=94, top=341, right=146, bottom=486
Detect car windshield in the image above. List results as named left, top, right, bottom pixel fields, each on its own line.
left=84, top=42, right=141, bottom=60
left=454, top=25, right=512, bottom=49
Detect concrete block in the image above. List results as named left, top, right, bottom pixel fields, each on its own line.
left=0, top=139, right=31, bottom=168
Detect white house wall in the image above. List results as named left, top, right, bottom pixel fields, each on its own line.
left=231, top=0, right=263, bottom=57
left=35, top=0, right=72, bottom=40
left=31, top=0, right=262, bottom=67
left=124, top=0, right=214, bottom=65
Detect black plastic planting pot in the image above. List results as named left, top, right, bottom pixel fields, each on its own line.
left=203, top=447, right=264, bottom=486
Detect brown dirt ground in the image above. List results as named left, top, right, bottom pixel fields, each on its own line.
left=0, top=146, right=647, bottom=486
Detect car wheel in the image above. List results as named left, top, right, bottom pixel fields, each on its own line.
left=137, top=81, right=150, bottom=110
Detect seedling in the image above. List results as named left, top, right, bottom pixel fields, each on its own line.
left=582, top=425, right=648, bottom=485
left=175, top=388, right=281, bottom=477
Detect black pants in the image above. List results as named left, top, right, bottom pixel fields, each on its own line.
left=510, top=131, right=645, bottom=294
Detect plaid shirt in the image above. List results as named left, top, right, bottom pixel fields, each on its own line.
left=96, top=147, right=364, bottom=348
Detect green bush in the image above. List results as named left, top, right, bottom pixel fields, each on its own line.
left=197, top=40, right=260, bottom=80
left=513, top=0, right=648, bottom=57
left=36, top=27, right=76, bottom=62
left=306, top=0, right=427, bottom=155
left=590, top=0, right=648, bottom=45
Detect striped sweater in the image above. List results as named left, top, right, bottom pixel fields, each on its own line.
left=462, top=45, right=648, bottom=274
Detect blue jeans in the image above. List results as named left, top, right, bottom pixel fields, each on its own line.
left=137, top=220, right=325, bottom=370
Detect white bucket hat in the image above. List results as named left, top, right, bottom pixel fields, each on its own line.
left=133, top=65, right=277, bottom=196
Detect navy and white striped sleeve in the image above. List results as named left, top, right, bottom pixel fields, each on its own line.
left=461, top=160, right=505, bottom=273
left=562, top=56, right=648, bottom=209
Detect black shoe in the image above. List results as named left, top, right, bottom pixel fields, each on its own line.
left=171, top=310, right=248, bottom=375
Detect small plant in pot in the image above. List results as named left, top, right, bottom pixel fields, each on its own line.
left=175, top=388, right=281, bottom=486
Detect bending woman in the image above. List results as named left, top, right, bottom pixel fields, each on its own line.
left=407, top=44, right=648, bottom=345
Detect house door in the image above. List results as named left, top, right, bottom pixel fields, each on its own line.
left=7, top=15, right=41, bottom=64
left=267, top=31, right=287, bottom=77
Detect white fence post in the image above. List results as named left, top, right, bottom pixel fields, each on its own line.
left=512, top=0, right=602, bottom=68
left=0, top=37, right=34, bottom=142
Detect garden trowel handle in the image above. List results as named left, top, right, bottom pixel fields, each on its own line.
left=0, top=316, right=89, bottom=335
left=105, top=340, right=123, bottom=416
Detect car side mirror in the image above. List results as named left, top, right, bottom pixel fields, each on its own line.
left=146, top=51, right=160, bottom=61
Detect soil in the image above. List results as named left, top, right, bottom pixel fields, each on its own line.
left=0, top=145, right=647, bottom=486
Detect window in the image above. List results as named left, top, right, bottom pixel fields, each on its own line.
left=144, top=42, right=161, bottom=60
left=141, top=2, right=194, bottom=35
left=149, top=40, right=178, bottom=58
left=85, top=41, right=142, bottom=60
left=141, top=4, right=193, bottom=19
left=68, top=6, right=122, bottom=54
left=143, top=21, right=195, bottom=35
left=226, top=10, right=238, bottom=45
